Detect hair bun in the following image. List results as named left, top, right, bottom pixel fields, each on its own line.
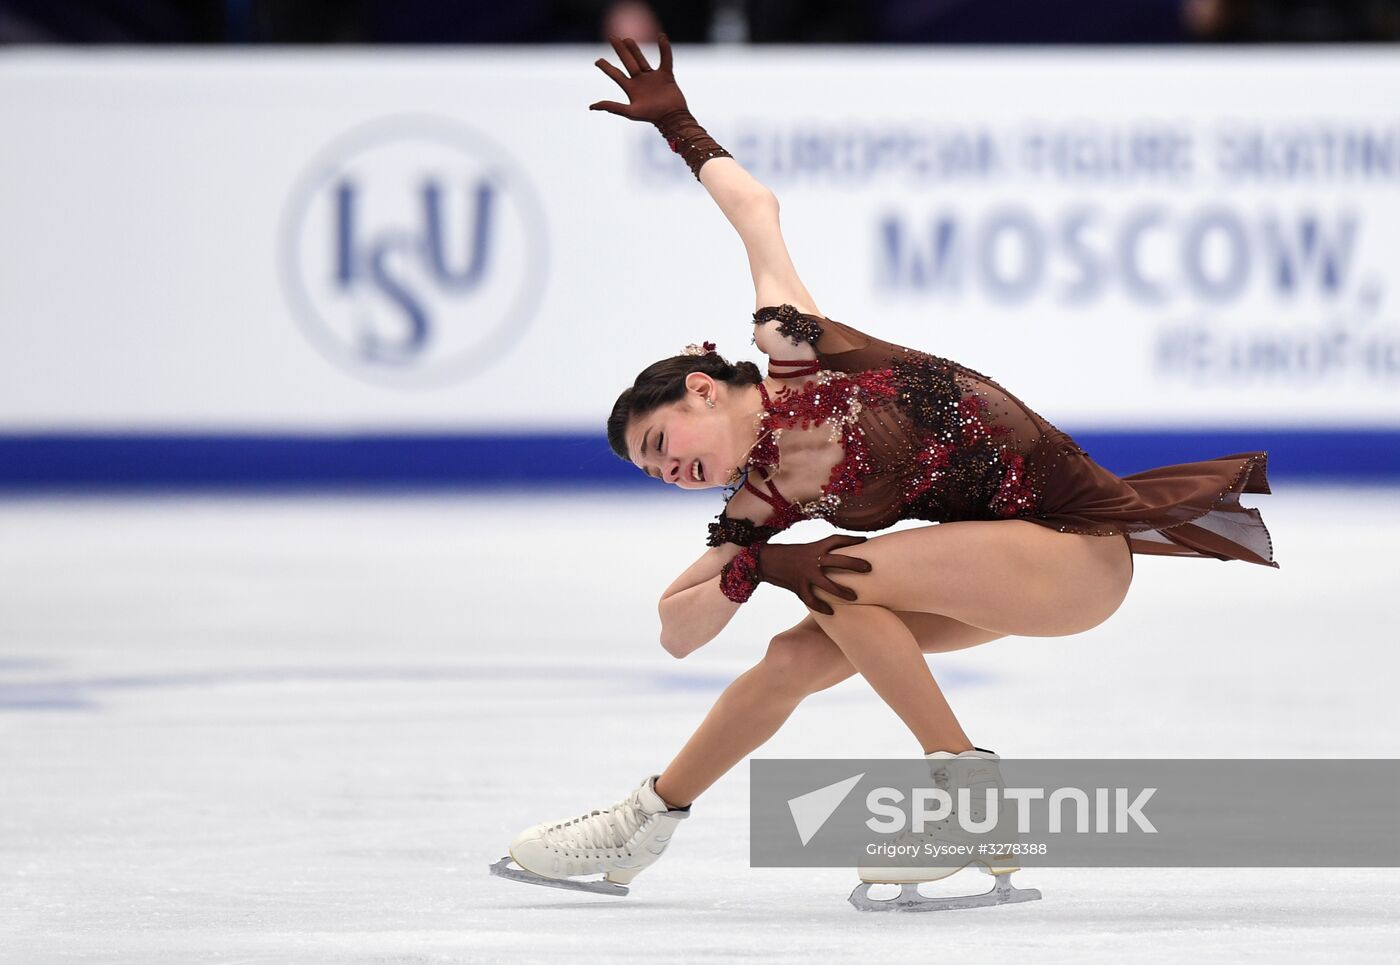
left=733, top=359, right=761, bottom=382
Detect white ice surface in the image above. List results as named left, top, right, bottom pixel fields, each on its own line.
left=1, top=486, right=1397, bottom=963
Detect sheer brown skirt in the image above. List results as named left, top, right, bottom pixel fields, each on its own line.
left=1025, top=436, right=1277, bottom=568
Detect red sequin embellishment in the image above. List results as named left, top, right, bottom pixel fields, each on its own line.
left=904, top=440, right=955, bottom=504
left=719, top=545, right=762, bottom=603
left=958, top=395, right=1011, bottom=447
left=989, top=451, right=1037, bottom=518
left=744, top=370, right=904, bottom=527
left=766, top=380, right=833, bottom=433
left=749, top=433, right=781, bottom=479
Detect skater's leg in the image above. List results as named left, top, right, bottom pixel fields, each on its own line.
left=811, top=520, right=1135, bottom=636
left=807, top=603, right=975, bottom=757
left=655, top=611, right=1002, bottom=808
left=792, top=521, right=1131, bottom=755
left=654, top=621, right=849, bottom=809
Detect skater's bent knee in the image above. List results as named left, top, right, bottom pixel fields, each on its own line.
left=758, top=627, right=850, bottom=697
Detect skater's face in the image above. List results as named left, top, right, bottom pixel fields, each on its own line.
left=625, top=373, right=755, bottom=490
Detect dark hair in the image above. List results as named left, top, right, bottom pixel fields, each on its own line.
left=608, top=351, right=763, bottom=461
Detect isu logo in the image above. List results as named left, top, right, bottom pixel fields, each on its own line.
left=279, top=117, right=548, bottom=385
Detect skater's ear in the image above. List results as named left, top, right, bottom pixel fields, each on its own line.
left=683, top=371, right=717, bottom=404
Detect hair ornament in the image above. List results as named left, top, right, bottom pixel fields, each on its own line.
left=683, top=340, right=717, bottom=356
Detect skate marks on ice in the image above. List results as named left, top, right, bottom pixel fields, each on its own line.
left=0, top=660, right=753, bottom=712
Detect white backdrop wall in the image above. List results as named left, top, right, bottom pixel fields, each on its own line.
left=1, top=48, right=1397, bottom=434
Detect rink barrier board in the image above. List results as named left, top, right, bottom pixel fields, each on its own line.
left=0, top=428, right=1395, bottom=489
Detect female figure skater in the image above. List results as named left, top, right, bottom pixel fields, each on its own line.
left=490, top=35, right=1276, bottom=911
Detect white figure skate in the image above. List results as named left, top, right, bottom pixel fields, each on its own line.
left=490, top=774, right=691, bottom=897
left=849, top=749, right=1042, bottom=912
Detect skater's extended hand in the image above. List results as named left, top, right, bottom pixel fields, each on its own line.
left=588, top=34, right=689, bottom=124
left=759, top=535, right=873, bottom=616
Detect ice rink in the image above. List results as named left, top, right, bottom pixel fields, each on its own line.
left=3, top=485, right=1398, bottom=963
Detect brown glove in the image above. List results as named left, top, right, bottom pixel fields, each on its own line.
left=588, top=34, right=733, bottom=181
left=720, top=534, right=873, bottom=615
left=760, top=535, right=873, bottom=615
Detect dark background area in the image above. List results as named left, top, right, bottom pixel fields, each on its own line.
left=1, top=0, right=1397, bottom=45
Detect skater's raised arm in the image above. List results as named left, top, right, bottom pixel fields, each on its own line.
left=588, top=35, right=820, bottom=318
left=702, top=165, right=823, bottom=322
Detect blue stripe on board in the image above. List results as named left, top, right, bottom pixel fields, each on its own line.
left=0, top=429, right=1396, bottom=490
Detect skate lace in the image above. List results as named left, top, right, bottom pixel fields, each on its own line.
left=545, top=786, right=649, bottom=854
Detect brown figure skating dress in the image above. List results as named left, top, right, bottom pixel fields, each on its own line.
left=707, top=305, right=1277, bottom=570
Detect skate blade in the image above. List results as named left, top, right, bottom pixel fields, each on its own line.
left=848, top=872, right=1041, bottom=913
left=489, top=855, right=629, bottom=897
